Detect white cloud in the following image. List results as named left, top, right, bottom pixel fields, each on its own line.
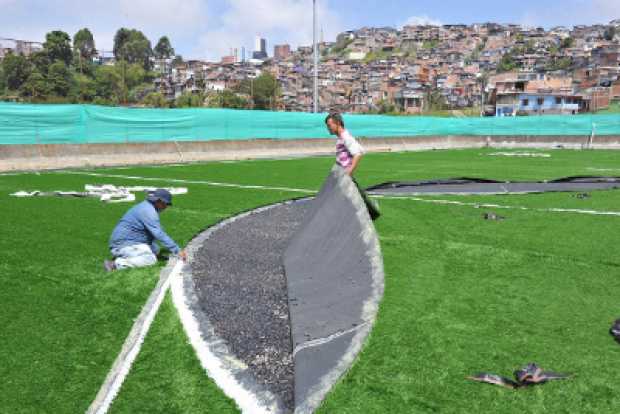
left=195, top=0, right=344, bottom=61
left=0, top=0, right=209, bottom=56
left=118, top=0, right=209, bottom=34
left=401, top=15, right=442, bottom=28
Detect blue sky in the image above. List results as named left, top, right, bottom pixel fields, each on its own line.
left=0, top=0, right=617, bottom=61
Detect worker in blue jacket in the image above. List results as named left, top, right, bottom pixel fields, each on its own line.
left=104, top=189, right=186, bottom=271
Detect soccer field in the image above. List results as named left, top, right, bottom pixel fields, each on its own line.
left=2, top=148, right=620, bottom=413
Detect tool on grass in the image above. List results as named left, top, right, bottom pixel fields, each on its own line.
left=468, top=363, right=570, bottom=389
left=483, top=212, right=505, bottom=221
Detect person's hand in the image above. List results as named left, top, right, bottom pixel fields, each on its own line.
left=177, top=250, right=188, bottom=261
left=345, top=166, right=353, bottom=176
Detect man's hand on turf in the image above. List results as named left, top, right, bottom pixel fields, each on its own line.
left=177, top=250, right=188, bottom=261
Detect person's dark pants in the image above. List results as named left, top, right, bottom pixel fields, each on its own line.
left=352, top=177, right=381, bottom=221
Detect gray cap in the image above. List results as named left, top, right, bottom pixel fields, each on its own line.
left=147, top=188, right=173, bottom=206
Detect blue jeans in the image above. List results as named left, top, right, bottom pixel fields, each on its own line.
left=111, top=243, right=157, bottom=270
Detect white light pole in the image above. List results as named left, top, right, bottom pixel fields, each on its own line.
left=313, top=0, right=319, bottom=113
left=476, top=72, right=484, bottom=117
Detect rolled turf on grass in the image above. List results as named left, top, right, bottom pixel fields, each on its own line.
left=2, top=148, right=620, bottom=413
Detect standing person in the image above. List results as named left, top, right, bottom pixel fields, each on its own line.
left=325, top=111, right=364, bottom=176
left=104, top=189, right=186, bottom=272
left=325, top=111, right=380, bottom=219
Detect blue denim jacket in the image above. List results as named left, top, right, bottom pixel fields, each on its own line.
left=109, top=200, right=180, bottom=254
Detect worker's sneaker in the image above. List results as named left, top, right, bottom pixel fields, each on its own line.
left=103, top=259, right=116, bottom=272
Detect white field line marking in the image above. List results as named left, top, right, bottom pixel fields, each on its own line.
left=86, top=260, right=183, bottom=414
left=587, top=167, right=620, bottom=172
left=170, top=266, right=274, bottom=414
left=58, top=171, right=315, bottom=194
left=372, top=194, right=620, bottom=217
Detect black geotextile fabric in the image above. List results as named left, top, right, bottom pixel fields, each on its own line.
left=191, top=200, right=310, bottom=412
left=366, top=176, right=620, bottom=195
left=284, top=169, right=378, bottom=410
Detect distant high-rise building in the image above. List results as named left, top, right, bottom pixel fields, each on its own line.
left=274, top=44, right=291, bottom=60
left=241, top=46, right=246, bottom=62
left=252, top=36, right=268, bottom=60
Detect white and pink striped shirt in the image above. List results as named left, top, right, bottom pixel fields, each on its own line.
left=335, top=129, right=364, bottom=168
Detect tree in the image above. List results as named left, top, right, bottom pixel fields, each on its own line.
left=143, top=91, right=168, bottom=108
left=22, top=69, right=49, bottom=100
left=207, top=90, right=247, bottom=109
left=560, top=37, right=574, bottom=49
left=604, top=26, right=616, bottom=41
left=47, top=61, right=72, bottom=97
left=113, top=28, right=153, bottom=70
left=426, top=88, right=447, bottom=111
left=74, top=28, right=96, bottom=60
left=175, top=91, right=205, bottom=107
left=94, top=65, right=123, bottom=101
left=74, top=28, right=96, bottom=74
left=72, top=73, right=96, bottom=101
left=498, top=53, right=517, bottom=72
left=237, top=72, right=280, bottom=110
left=172, top=55, right=184, bottom=65
left=2, top=52, right=31, bottom=91
left=44, top=30, right=73, bottom=66
left=29, top=50, right=51, bottom=76
left=154, top=36, right=174, bottom=59
left=0, top=65, right=5, bottom=93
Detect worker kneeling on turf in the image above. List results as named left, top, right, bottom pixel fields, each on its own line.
left=104, top=189, right=186, bottom=271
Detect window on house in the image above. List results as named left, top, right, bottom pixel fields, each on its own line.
left=537, top=98, right=544, bottom=105
left=555, top=97, right=562, bottom=105
left=522, top=99, right=529, bottom=106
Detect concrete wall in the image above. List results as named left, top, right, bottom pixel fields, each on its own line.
left=2, top=135, right=620, bottom=172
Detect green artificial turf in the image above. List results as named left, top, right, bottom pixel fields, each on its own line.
left=2, top=148, right=620, bottom=413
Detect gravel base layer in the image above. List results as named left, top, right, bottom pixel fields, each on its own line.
left=191, top=200, right=310, bottom=412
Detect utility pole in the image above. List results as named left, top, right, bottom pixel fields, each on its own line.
left=313, top=0, right=319, bottom=113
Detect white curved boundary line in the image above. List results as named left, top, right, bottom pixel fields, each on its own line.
left=86, top=259, right=183, bottom=414
left=169, top=203, right=295, bottom=414
left=170, top=265, right=275, bottom=414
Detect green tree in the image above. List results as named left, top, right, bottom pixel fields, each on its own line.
left=47, top=61, right=72, bottom=97
left=29, top=50, right=52, bottom=76
left=72, top=73, right=96, bottom=101
left=175, top=91, right=205, bottom=107
left=0, top=65, right=5, bottom=93
left=604, top=26, right=616, bottom=41
left=113, top=28, right=153, bottom=70
left=560, top=37, right=574, bottom=49
left=74, top=28, right=96, bottom=74
left=74, top=28, right=96, bottom=60
left=237, top=72, right=280, bottom=110
left=207, top=90, right=247, bottom=109
left=43, top=30, right=73, bottom=66
left=172, top=55, right=184, bottom=65
left=123, top=62, right=147, bottom=90
left=94, top=65, right=123, bottom=101
left=2, top=52, right=31, bottom=91
left=22, top=69, right=49, bottom=100
left=426, top=88, right=447, bottom=111
left=154, top=36, right=174, bottom=59
left=498, top=53, right=517, bottom=72
left=143, top=91, right=169, bottom=107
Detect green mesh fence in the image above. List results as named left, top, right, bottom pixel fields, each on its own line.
left=0, top=102, right=618, bottom=145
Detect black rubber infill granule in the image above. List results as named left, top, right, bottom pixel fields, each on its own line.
left=191, top=200, right=309, bottom=412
